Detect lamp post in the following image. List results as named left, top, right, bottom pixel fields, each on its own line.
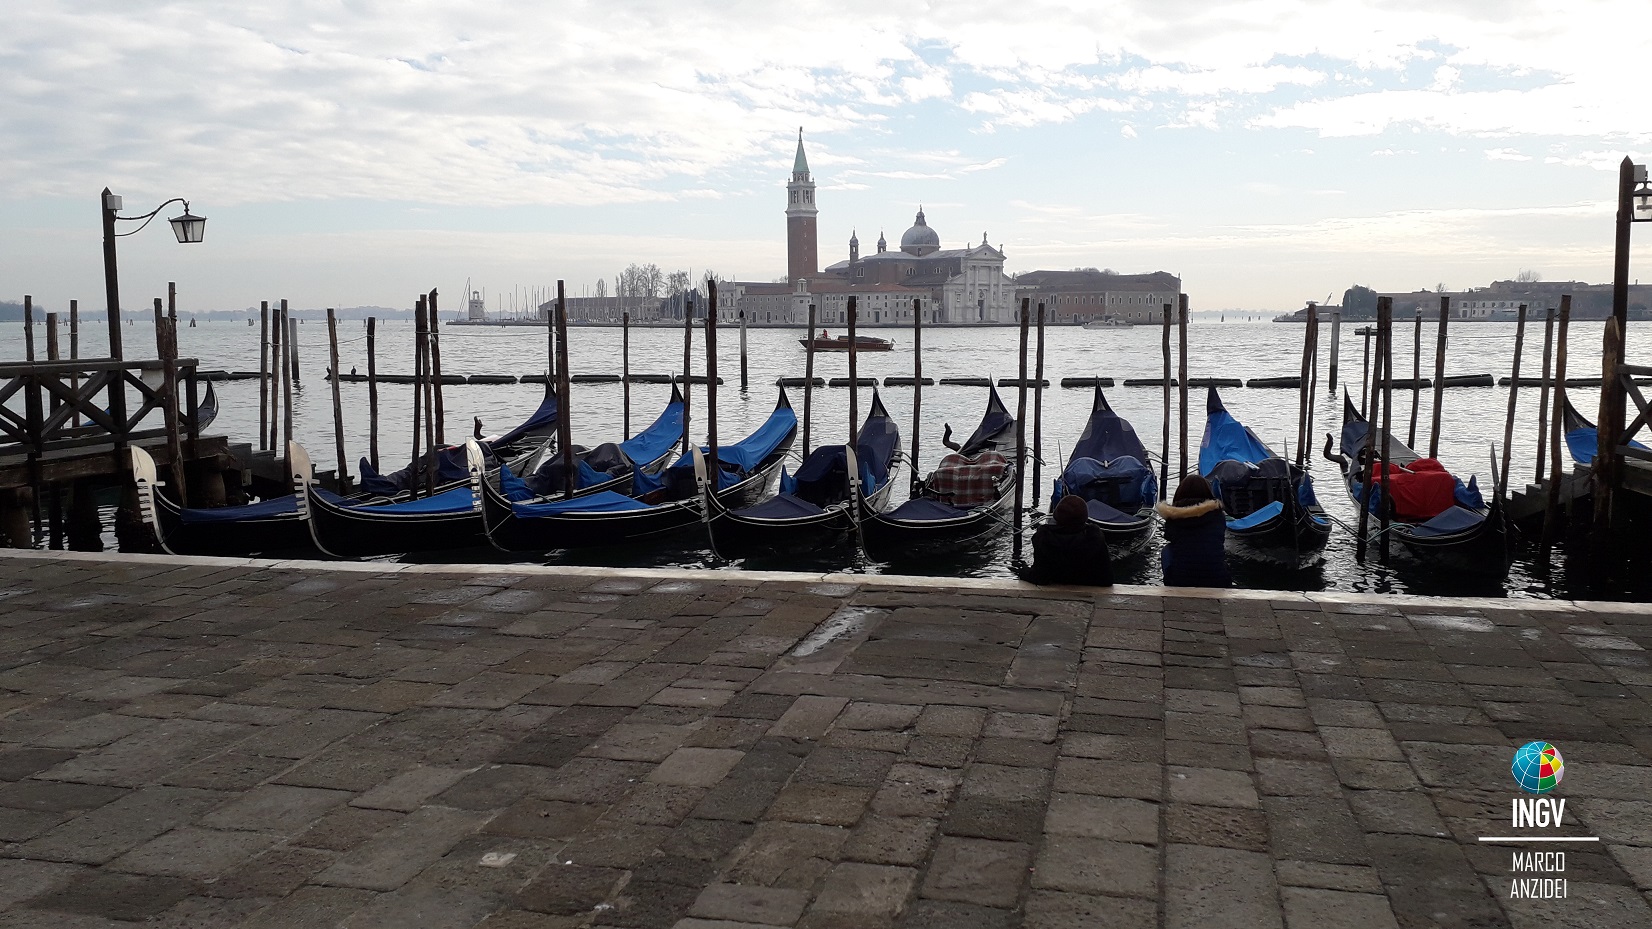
left=100, top=188, right=206, bottom=360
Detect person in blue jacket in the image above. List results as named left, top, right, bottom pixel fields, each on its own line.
left=1157, top=474, right=1231, bottom=588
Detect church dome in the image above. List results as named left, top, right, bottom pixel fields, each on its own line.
left=900, top=208, right=940, bottom=256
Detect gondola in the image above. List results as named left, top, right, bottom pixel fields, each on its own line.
left=1559, top=392, right=1649, bottom=465
left=860, top=386, right=1018, bottom=555
left=302, top=385, right=687, bottom=559
left=354, top=381, right=562, bottom=497
left=704, top=391, right=901, bottom=559
left=480, top=389, right=798, bottom=552
left=131, top=383, right=561, bottom=557
left=1324, top=392, right=1506, bottom=567
left=1199, top=387, right=1330, bottom=568
left=132, top=444, right=315, bottom=556
left=190, top=380, right=218, bottom=432
left=1049, top=385, right=1158, bottom=557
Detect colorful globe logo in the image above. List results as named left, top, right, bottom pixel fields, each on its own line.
left=1511, top=741, right=1564, bottom=794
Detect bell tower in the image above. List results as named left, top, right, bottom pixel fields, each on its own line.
left=786, top=128, right=818, bottom=286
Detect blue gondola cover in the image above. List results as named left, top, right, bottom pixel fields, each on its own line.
left=178, top=495, right=298, bottom=524
left=739, top=494, right=827, bottom=519
left=512, top=490, right=652, bottom=517
left=1227, top=500, right=1284, bottom=531
left=882, top=497, right=972, bottom=522
left=318, top=486, right=475, bottom=515
left=1408, top=505, right=1484, bottom=538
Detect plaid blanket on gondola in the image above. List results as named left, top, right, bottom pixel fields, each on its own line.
left=928, top=451, right=1009, bottom=507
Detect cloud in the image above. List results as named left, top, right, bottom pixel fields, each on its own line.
left=1485, top=148, right=1531, bottom=162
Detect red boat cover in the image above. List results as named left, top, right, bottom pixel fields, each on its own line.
left=1371, top=458, right=1458, bottom=521
left=928, top=451, right=1009, bottom=507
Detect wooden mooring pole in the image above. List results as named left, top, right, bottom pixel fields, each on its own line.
left=680, top=296, right=693, bottom=456
left=1177, top=294, right=1189, bottom=479
left=1159, top=303, right=1171, bottom=492
left=160, top=316, right=188, bottom=505
left=420, top=296, right=437, bottom=496
left=367, top=317, right=380, bottom=471
left=622, top=311, right=631, bottom=439
left=1327, top=306, right=1341, bottom=394
left=1359, top=326, right=1373, bottom=412
left=909, top=299, right=922, bottom=495
left=1408, top=310, right=1422, bottom=448
left=556, top=282, right=574, bottom=499
left=705, top=282, right=721, bottom=491
left=1497, top=304, right=1529, bottom=532
left=259, top=301, right=269, bottom=452
left=429, top=289, right=445, bottom=445
left=1541, top=295, right=1572, bottom=562
left=1535, top=304, right=1556, bottom=483
left=1032, top=301, right=1046, bottom=508
left=45, top=313, right=62, bottom=550
left=1013, top=298, right=1030, bottom=561
left=803, top=303, right=816, bottom=457
left=1295, top=303, right=1316, bottom=468
left=1429, top=296, right=1450, bottom=458
left=280, top=300, right=294, bottom=472
left=739, top=308, right=749, bottom=393
left=1593, top=318, right=1623, bottom=542
left=326, top=309, right=350, bottom=494
left=269, top=301, right=282, bottom=454
left=1378, top=298, right=1394, bottom=563
left=22, top=295, right=34, bottom=361
left=847, top=296, right=859, bottom=449
left=69, top=300, right=79, bottom=428
left=410, top=296, right=425, bottom=500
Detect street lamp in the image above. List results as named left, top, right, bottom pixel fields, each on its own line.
left=100, top=187, right=206, bottom=360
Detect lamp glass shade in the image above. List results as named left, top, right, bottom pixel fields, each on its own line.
left=169, top=210, right=206, bottom=243
left=1635, top=186, right=1652, bottom=217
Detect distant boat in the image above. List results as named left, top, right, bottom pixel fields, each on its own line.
left=1081, top=316, right=1129, bottom=329
left=799, top=332, right=893, bottom=352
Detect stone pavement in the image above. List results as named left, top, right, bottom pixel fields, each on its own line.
left=0, top=550, right=1650, bottom=929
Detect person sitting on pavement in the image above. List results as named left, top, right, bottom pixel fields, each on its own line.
left=1018, top=493, right=1113, bottom=586
left=1157, top=474, right=1231, bottom=588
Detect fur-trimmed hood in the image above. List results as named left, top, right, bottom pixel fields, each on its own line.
left=1156, top=499, right=1222, bottom=519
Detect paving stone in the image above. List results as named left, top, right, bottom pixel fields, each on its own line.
left=22, top=786, right=226, bottom=864
left=843, top=815, right=937, bottom=866
left=1053, top=757, right=1161, bottom=800
left=27, top=869, right=196, bottom=921
left=901, top=899, right=1017, bottom=929
left=766, top=782, right=874, bottom=827
left=208, top=844, right=338, bottom=898
left=872, top=764, right=959, bottom=818
left=1280, top=886, right=1399, bottom=929
left=202, top=784, right=353, bottom=833
left=804, top=862, right=918, bottom=925
left=293, top=806, right=404, bottom=851
left=107, top=825, right=279, bottom=879
left=688, top=883, right=809, bottom=925
left=1168, top=766, right=1260, bottom=809
left=838, top=702, right=921, bottom=731
left=1044, top=793, right=1158, bottom=844
left=317, top=806, right=493, bottom=891
left=648, top=748, right=745, bottom=788
left=1274, top=859, right=1384, bottom=893
left=768, top=695, right=848, bottom=739
left=1032, top=835, right=1157, bottom=898
left=1164, top=843, right=1282, bottom=929
left=484, top=798, right=604, bottom=841
left=920, top=836, right=1031, bottom=908
left=1023, top=890, right=1157, bottom=929
left=1166, top=804, right=1270, bottom=852
left=351, top=764, right=473, bottom=812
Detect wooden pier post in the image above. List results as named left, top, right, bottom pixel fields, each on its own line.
left=367, top=317, right=379, bottom=471
left=1378, top=297, right=1394, bottom=564
left=259, top=302, right=269, bottom=451
left=848, top=297, right=859, bottom=449
left=269, top=301, right=282, bottom=454
left=1305, top=305, right=1321, bottom=463
left=159, top=316, right=188, bottom=505
left=1177, top=294, right=1189, bottom=480
left=1535, top=304, right=1556, bottom=482
left=1359, top=325, right=1373, bottom=412
left=739, top=308, right=749, bottom=393
left=22, top=295, right=33, bottom=361
left=1429, top=296, right=1450, bottom=458
left=1408, top=310, right=1422, bottom=447
left=803, top=304, right=816, bottom=457
left=909, top=299, right=922, bottom=495
left=706, top=282, right=721, bottom=490
left=1593, top=318, right=1622, bottom=540
left=420, top=296, right=437, bottom=496
left=152, top=298, right=163, bottom=351
left=1327, top=306, right=1341, bottom=394
left=1295, top=303, right=1316, bottom=468
left=326, top=309, right=350, bottom=494
left=1014, top=298, right=1030, bottom=560
left=1355, top=325, right=1380, bottom=562
left=69, top=300, right=79, bottom=428
left=681, top=295, right=693, bottom=456
left=1032, top=301, right=1046, bottom=508
left=429, top=289, right=445, bottom=445
left=1541, top=295, right=1572, bottom=560
left=1160, top=303, right=1172, bottom=492
left=410, top=296, right=426, bottom=499
left=287, top=312, right=300, bottom=385
left=167, top=282, right=176, bottom=327
left=45, top=313, right=60, bottom=417
left=556, top=282, right=575, bottom=499
left=622, top=311, right=631, bottom=439
left=1497, top=304, right=1529, bottom=533
left=280, top=300, right=294, bottom=472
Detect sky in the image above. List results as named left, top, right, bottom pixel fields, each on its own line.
left=1, top=0, right=1648, bottom=314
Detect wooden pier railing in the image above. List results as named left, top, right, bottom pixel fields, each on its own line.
left=0, top=357, right=200, bottom=460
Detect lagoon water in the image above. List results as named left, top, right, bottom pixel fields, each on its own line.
left=5, top=313, right=1648, bottom=599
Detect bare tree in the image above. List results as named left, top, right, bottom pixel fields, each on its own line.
left=668, top=270, right=691, bottom=296
left=594, top=278, right=608, bottom=299
left=1516, top=269, right=1542, bottom=283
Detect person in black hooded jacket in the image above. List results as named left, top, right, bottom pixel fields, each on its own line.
left=1157, top=474, right=1231, bottom=588
left=1019, top=493, right=1113, bottom=586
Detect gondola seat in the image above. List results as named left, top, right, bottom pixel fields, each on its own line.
left=928, top=452, right=1009, bottom=507
left=179, top=495, right=297, bottom=523
left=1408, top=505, right=1484, bottom=538
left=882, top=497, right=972, bottom=522
left=739, top=494, right=828, bottom=519
left=1083, top=498, right=1136, bottom=526
left=1362, top=459, right=1459, bottom=521
left=1227, top=500, right=1284, bottom=531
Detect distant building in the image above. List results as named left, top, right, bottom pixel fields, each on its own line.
left=1012, top=269, right=1184, bottom=324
